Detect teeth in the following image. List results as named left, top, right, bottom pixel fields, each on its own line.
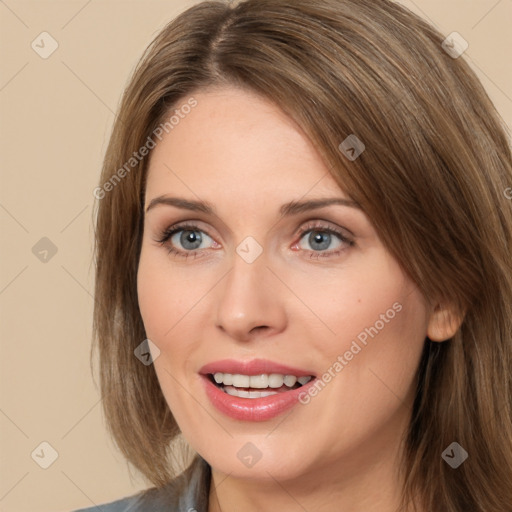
left=249, top=374, right=268, bottom=388
left=224, top=386, right=279, bottom=399
left=283, top=375, right=297, bottom=387
left=212, top=372, right=313, bottom=389
left=268, top=374, right=285, bottom=388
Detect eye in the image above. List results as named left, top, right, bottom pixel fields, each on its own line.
left=171, top=229, right=211, bottom=251
left=155, top=223, right=220, bottom=259
left=295, top=221, right=354, bottom=258
left=155, top=220, right=354, bottom=260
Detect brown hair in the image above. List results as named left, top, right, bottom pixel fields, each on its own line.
left=92, top=0, right=512, bottom=510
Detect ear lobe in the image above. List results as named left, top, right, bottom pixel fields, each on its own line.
left=427, top=303, right=464, bottom=342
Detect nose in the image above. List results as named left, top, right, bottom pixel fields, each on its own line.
left=215, top=250, right=288, bottom=342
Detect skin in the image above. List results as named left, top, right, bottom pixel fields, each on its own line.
left=137, top=86, right=460, bottom=512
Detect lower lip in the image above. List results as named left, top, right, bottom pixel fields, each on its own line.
left=201, top=374, right=317, bottom=422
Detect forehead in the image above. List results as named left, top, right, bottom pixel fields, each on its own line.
left=145, top=86, right=345, bottom=203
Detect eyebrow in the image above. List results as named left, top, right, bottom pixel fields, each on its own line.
left=145, top=196, right=361, bottom=216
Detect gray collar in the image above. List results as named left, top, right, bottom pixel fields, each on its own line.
left=135, top=455, right=211, bottom=511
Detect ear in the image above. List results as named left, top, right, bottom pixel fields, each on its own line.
left=427, top=303, right=464, bottom=342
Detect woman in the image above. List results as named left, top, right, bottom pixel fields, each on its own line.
left=77, top=0, right=512, bottom=510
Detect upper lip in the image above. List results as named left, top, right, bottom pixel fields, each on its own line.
left=199, top=358, right=316, bottom=377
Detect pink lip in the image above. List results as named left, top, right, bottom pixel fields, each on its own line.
left=199, top=358, right=317, bottom=422
left=199, top=358, right=316, bottom=377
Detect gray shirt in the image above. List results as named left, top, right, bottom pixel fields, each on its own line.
left=72, top=455, right=211, bottom=512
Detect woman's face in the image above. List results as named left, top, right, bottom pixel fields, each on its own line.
left=137, top=86, right=430, bottom=483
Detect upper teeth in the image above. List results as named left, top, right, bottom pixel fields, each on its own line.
left=213, top=373, right=312, bottom=388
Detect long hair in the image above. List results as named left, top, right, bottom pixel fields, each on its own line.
left=92, top=1, right=512, bottom=510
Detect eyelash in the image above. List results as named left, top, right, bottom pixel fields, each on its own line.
left=155, top=221, right=355, bottom=260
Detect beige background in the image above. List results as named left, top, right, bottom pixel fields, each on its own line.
left=1, top=1, right=511, bottom=511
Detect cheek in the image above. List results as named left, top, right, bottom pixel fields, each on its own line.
left=292, top=258, right=399, bottom=328
left=136, top=256, right=197, bottom=407
left=299, top=254, right=428, bottom=372
left=137, top=258, right=169, bottom=339
left=137, top=252, right=206, bottom=341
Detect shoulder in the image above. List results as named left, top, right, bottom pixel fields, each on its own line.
left=71, top=494, right=140, bottom=511
left=69, top=455, right=211, bottom=512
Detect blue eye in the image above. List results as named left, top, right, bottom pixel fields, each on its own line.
left=156, top=221, right=354, bottom=260
left=296, top=224, right=353, bottom=258
left=156, top=223, right=216, bottom=259
left=171, top=229, right=212, bottom=251
left=300, top=230, right=342, bottom=251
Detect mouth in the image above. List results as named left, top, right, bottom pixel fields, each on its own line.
left=199, top=360, right=319, bottom=421
left=206, top=372, right=315, bottom=399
